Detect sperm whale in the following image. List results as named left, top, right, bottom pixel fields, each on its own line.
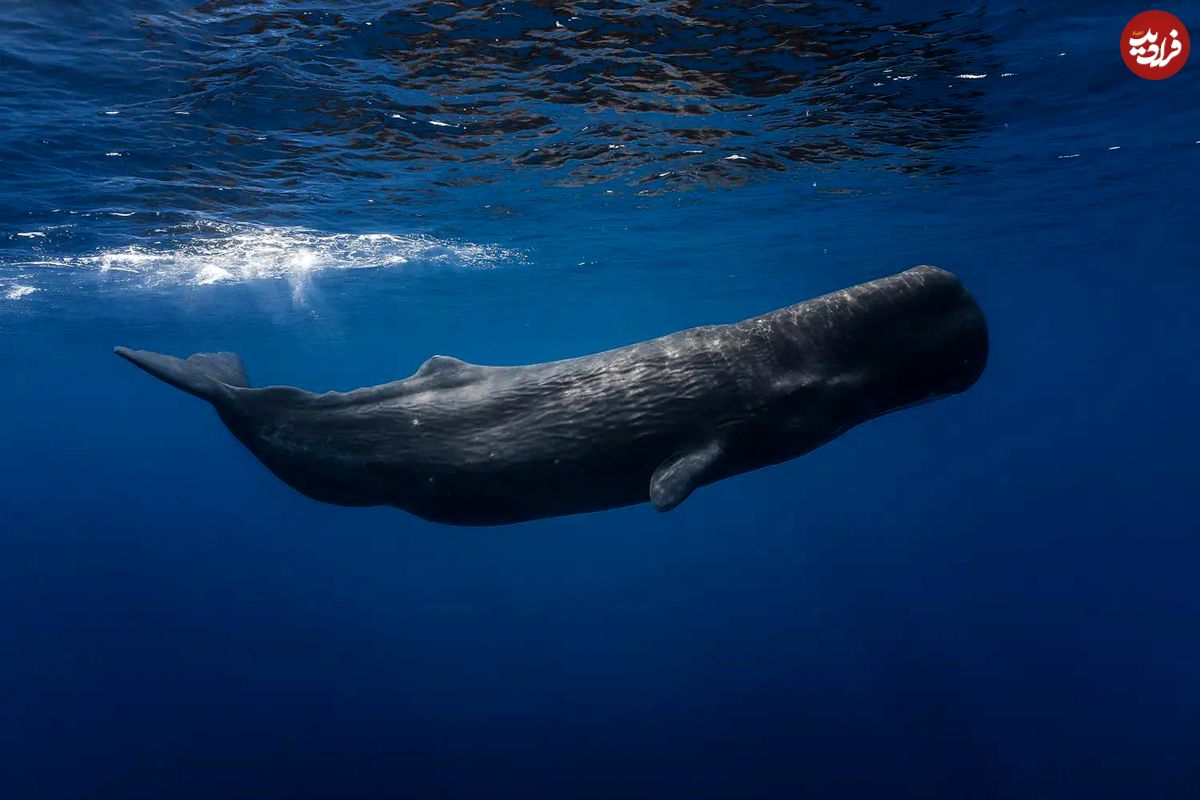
left=115, top=266, right=987, bottom=525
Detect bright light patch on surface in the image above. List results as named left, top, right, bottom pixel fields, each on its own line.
left=194, top=265, right=235, bottom=285
left=5, top=285, right=39, bottom=300
left=2, top=222, right=523, bottom=297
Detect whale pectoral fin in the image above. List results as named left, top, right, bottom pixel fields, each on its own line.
left=650, top=441, right=724, bottom=512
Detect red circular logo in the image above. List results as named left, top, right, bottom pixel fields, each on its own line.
left=1122, top=10, right=1189, bottom=79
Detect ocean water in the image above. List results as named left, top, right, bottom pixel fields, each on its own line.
left=1, top=1, right=1198, bottom=797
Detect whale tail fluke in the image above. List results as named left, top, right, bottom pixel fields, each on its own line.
left=114, top=346, right=249, bottom=402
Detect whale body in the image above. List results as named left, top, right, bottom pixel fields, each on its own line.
left=116, top=266, right=987, bottom=526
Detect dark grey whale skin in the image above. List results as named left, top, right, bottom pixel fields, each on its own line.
left=115, top=266, right=987, bottom=526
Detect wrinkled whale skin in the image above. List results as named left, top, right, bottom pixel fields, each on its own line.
left=116, top=266, right=987, bottom=526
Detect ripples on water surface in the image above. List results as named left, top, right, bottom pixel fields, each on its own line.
left=7, top=0, right=1190, bottom=300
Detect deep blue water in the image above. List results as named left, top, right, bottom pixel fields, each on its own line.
left=2, top=1, right=1198, bottom=797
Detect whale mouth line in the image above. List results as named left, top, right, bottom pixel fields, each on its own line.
left=1, top=220, right=525, bottom=298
